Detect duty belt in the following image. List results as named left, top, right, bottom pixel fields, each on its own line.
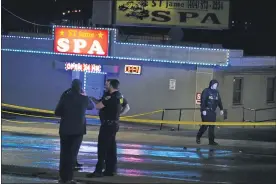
left=103, top=120, right=119, bottom=125
left=206, top=107, right=215, bottom=111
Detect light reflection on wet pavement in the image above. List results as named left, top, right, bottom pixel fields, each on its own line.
left=2, top=133, right=276, bottom=183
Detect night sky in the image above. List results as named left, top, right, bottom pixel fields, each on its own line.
left=1, top=0, right=276, bottom=56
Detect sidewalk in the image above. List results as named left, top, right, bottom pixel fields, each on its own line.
left=2, top=119, right=276, bottom=152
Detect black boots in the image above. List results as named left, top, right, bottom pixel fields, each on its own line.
left=196, top=137, right=201, bottom=144
left=209, top=141, right=219, bottom=146
left=196, top=137, right=218, bottom=146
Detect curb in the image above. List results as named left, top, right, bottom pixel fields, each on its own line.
left=2, top=165, right=111, bottom=184
left=1, top=165, right=187, bottom=184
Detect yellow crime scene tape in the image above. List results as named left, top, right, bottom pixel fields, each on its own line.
left=1, top=103, right=162, bottom=120
left=1, top=103, right=276, bottom=126
left=2, top=118, right=54, bottom=125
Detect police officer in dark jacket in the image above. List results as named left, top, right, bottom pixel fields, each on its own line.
left=93, top=79, right=130, bottom=122
left=196, top=79, right=224, bottom=146
left=55, top=79, right=94, bottom=184
left=90, top=80, right=130, bottom=176
left=87, top=79, right=123, bottom=178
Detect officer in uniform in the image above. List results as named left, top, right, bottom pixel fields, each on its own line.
left=92, top=79, right=130, bottom=121
left=196, top=79, right=224, bottom=146
left=90, top=79, right=130, bottom=176
left=87, top=79, right=124, bottom=177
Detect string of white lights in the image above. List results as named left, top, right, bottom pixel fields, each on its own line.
left=2, top=6, right=51, bottom=27
left=83, top=72, right=87, bottom=91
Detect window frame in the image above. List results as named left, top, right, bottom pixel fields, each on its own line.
left=266, top=77, right=276, bottom=104
left=232, top=77, right=243, bottom=105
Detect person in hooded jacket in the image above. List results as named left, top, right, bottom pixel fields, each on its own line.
left=55, top=79, right=94, bottom=184
left=196, top=79, right=224, bottom=146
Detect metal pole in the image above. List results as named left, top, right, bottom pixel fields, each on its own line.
left=254, top=110, right=256, bottom=128
left=242, top=107, right=245, bottom=128
left=242, top=107, right=245, bottom=122
left=160, top=109, right=165, bottom=130
left=177, top=109, right=182, bottom=131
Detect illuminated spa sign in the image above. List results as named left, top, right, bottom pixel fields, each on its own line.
left=124, top=65, right=142, bottom=75
left=54, top=27, right=109, bottom=56
left=65, top=62, right=102, bottom=73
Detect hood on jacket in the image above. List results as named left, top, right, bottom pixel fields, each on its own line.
left=71, top=79, right=82, bottom=93
left=208, top=79, right=219, bottom=89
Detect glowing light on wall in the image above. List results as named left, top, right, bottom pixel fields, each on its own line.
left=1, top=25, right=230, bottom=66
left=54, top=27, right=109, bottom=56
left=65, top=62, right=103, bottom=73
left=124, top=65, right=142, bottom=75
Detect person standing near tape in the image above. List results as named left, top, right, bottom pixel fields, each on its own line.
left=60, top=88, right=86, bottom=170
left=88, top=79, right=126, bottom=177
left=59, top=88, right=85, bottom=170
left=92, top=79, right=130, bottom=122
left=55, top=79, right=94, bottom=184
left=196, top=79, right=224, bottom=146
left=90, top=79, right=130, bottom=176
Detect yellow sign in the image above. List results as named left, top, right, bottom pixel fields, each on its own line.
left=124, top=65, right=142, bottom=75
left=115, top=0, right=230, bottom=29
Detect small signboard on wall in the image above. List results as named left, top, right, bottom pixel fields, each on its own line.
left=65, top=62, right=102, bottom=73
left=195, top=92, right=201, bottom=105
left=169, top=79, right=176, bottom=90
left=124, top=65, right=142, bottom=75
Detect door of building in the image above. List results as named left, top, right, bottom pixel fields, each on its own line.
left=72, top=71, right=105, bottom=115
left=84, top=73, right=105, bottom=115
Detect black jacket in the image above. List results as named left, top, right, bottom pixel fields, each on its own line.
left=98, top=91, right=128, bottom=120
left=99, top=91, right=109, bottom=121
left=200, top=79, right=223, bottom=112
left=55, top=89, right=94, bottom=135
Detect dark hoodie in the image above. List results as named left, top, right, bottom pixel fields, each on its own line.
left=55, top=79, right=94, bottom=135
left=200, top=79, right=223, bottom=112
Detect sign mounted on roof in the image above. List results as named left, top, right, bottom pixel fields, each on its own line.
left=54, top=27, right=109, bottom=56
left=115, top=0, right=230, bottom=30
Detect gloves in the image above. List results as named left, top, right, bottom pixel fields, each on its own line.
left=202, top=110, right=223, bottom=116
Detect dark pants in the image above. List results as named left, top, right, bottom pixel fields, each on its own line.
left=74, top=135, right=83, bottom=165
left=95, top=123, right=118, bottom=173
left=59, top=134, right=83, bottom=182
left=197, top=111, right=216, bottom=142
